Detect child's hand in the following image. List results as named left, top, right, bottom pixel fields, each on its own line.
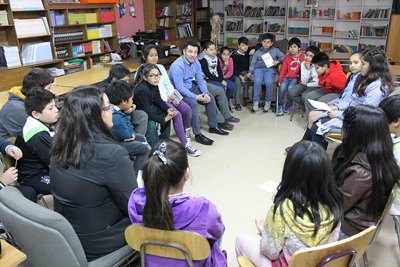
left=165, top=108, right=177, bottom=121
left=167, top=95, right=174, bottom=103
left=222, top=80, right=227, bottom=87
left=246, top=72, right=252, bottom=79
left=255, top=219, right=264, bottom=236
left=239, top=75, right=246, bottom=83
left=328, top=110, right=339, bottom=118
left=124, top=134, right=136, bottom=142
left=124, top=104, right=136, bottom=114
left=273, top=60, right=280, bottom=66
left=1, top=167, right=18, bottom=186
left=6, top=146, right=22, bottom=160
left=249, top=48, right=255, bottom=55
left=330, top=105, right=339, bottom=111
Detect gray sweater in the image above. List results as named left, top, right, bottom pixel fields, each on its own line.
left=0, top=87, right=28, bottom=139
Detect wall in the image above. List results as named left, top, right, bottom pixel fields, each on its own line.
left=114, top=0, right=145, bottom=37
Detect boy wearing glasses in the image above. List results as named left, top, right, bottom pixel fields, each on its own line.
left=105, top=80, right=151, bottom=175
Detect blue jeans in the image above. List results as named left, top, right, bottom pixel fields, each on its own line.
left=253, top=68, right=276, bottom=102
left=278, top=77, right=298, bottom=108
left=207, top=79, right=235, bottom=103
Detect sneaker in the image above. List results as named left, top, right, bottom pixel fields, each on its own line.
left=185, top=143, right=201, bottom=157
left=226, top=116, right=240, bottom=123
left=185, top=128, right=191, bottom=143
left=276, top=106, right=284, bottom=116
left=283, top=106, right=290, bottom=114
left=252, top=101, right=259, bottom=112
left=218, top=122, right=234, bottom=131
left=235, top=104, right=242, bottom=111
left=263, top=101, right=271, bottom=112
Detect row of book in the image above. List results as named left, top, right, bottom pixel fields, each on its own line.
left=0, top=46, right=21, bottom=68
left=310, top=41, right=332, bottom=49
left=226, top=3, right=244, bottom=17
left=56, top=47, right=69, bottom=59
left=197, top=24, right=210, bottom=40
left=363, top=8, right=390, bottom=19
left=335, top=29, right=358, bottom=38
left=311, top=26, right=334, bottom=35
left=265, top=23, right=285, bottom=33
left=360, top=25, right=388, bottom=37
left=312, top=8, right=335, bottom=18
left=288, top=8, right=311, bottom=19
left=226, top=20, right=243, bottom=32
left=54, top=30, right=84, bottom=44
left=176, top=23, right=193, bottom=38
left=72, top=40, right=102, bottom=58
left=176, top=3, right=191, bottom=16
left=155, top=6, right=171, bottom=17
left=196, top=10, right=208, bottom=21
left=265, top=6, right=285, bottom=17
left=50, top=12, right=65, bottom=26
left=161, top=29, right=171, bottom=41
left=358, top=43, right=384, bottom=51
left=288, top=27, right=309, bottom=35
left=159, top=18, right=171, bottom=27
left=244, top=23, right=262, bottom=34
left=0, top=10, right=8, bottom=26
left=243, top=6, right=263, bottom=18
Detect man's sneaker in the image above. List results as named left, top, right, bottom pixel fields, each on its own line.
left=252, top=101, right=259, bottom=112
left=185, top=128, right=191, bottom=143
left=283, top=105, right=290, bottom=113
left=185, top=143, right=201, bottom=157
left=263, top=101, right=271, bottom=112
left=276, top=106, right=284, bottom=116
left=218, top=122, right=234, bottom=131
left=235, top=104, right=242, bottom=111
left=226, top=116, right=240, bottom=123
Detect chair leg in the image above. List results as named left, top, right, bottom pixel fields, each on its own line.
left=363, top=252, right=369, bottom=267
left=290, top=104, right=295, bottom=121
left=394, top=216, right=400, bottom=255
left=37, top=194, right=49, bottom=209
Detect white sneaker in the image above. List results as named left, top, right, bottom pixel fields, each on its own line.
left=252, top=101, right=259, bottom=112
left=264, top=101, right=271, bottom=112
left=185, top=128, right=191, bottom=143
left=185, top=143, right=201, bottom=157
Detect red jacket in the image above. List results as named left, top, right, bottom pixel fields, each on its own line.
left=318, top=60, right=347, bottom=94
left=278, top=53, right=304, bottom=83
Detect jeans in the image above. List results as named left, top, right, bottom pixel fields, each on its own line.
left=120, top=134, right=151, bottom=175
left=253, top=68, right=276, bottom=102
left=278, top=77, right=298, bottom=108
left=166, top=101, right=192, bottom=145
left=130, top=109, right=148, bottom=136
left=232, top=71, right=250, bottom=104
left=145, top=105, right=171, bottom=148
left=206, top=79, right=235, bottom=102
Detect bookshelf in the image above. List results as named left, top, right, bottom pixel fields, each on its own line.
left=222, top=0, right=392, bottom=52
left=195, top=0, right=211, bottom=44
left=143, top=0, right=196, bottom=49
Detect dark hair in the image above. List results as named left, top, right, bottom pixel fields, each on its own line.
left=311, top=52, right=330, bottom=67
left=22, top=68, right=54, bottom=95
left=51, top=86, right=115, bottom=168
left=105, top=80, right=133, bottom=105
left=353, top=48, right=394, bottom=97
left=134, top=64, right=160, bottom=85
left=219, top=46, right=231, bottom=55
left=379, top=94, right=400, bottom=124
left=183, top=40, right=200, bottom=53
left=288, top=37, right=301, bottom=48
left=261, top=33, right=274, bottom=42
left=202, top=40, right=215, bottom=51
left=141, top=44, right=158, bottom=64
left=238, top=36, right=249, bottom=45
left=142, top=139, right=189, bottom=230
left=274, top=141, right=341, bottom=236
left=108, top=64, right=130, bottom=80
left=305, top=45, right=320, bottom=55
left=25, top=87, right=55, bottom=116
left=332, top=105, right=400, bottom=216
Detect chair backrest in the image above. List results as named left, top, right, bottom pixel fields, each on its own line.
left=125, top=225, right=210, bottom=265
left=0, top=186, right=88, bottom=267
left=288, top=226, right=376, bottom=267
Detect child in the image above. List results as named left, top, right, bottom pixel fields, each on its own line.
left=379, top=95, right=400, bottom=216
left=199, top=41, right=235, bottom=104
left=303, top=48, right=393, bottom=149
left=128, top=139, right=226, bottom=266
left=236, top=140, right=341, bottom=266
left=247, top=33, right=285, bottom=112
left=134, top=64, right=177, bottom=148
left=15, top=88, right=58, bottom=195
left=105, top=80, right=151, bottom=175
left=303, top=52, right=347, bottom=116
left=0, top=68, right=54, bottom=139
left=219, top=46, right=239, bottom=110
left=332, top=105, right=399, bottom=238
left=231, top=37, right=251, bottom=109
left=277, top=37, right=305, bottom=116
left=288, top=45, right=320, bottom=111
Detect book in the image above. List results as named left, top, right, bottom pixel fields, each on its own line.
left=14, top=18, right=50, bottom=38
left=21, top=42, right=53, bottom=65
left=171, top=89, right=183, bottom=106
left=10, top=0, right=44, bottom=11
left=0, top=46, right=21, bottom=68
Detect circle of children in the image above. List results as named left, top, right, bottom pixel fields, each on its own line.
left=0, top=32, right=399, bottom=266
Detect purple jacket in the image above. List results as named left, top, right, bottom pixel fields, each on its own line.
left=128, top=188, right=227, bottom=266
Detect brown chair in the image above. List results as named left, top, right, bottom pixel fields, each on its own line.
left=238, top=225, right=376, bottom=267
left=125, top=225, right=211, bottom=267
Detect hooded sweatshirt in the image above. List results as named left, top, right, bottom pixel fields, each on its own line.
left=128, top=188, right=227, bottom=267
left=278, top=53, right=305, bottom=84
left=260, top=199, right=340, bottom=264
left=0, top=86, right=27, bottom=139
left=317, top=60, right=347, bottom=94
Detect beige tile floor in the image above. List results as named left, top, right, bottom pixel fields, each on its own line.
left=181, top=107, right=400, bottom=267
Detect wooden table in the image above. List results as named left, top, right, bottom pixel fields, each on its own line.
left=0, top=240, right=27, bottom=267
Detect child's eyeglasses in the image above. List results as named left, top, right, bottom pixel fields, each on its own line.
left=102, top=104, right=114, bottom=112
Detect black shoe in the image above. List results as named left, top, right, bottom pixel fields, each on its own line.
left=209, top=127, right=229, bottom=135
left=226, top=116, right=240, bottom=123
left=218, top=122, right=234, bottom=131
left=194, top=134, right=214, bottom=146
left=243, top=97, right=250, bottom=105
left=235, top=104, right=242, bottom=111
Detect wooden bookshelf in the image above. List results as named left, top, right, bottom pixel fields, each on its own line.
left=195, top=0, right=211, bottom=45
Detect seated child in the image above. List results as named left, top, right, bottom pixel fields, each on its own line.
left=15, top=88, right=58, bottom=195
left=219, top=46, right=238, bottom=110
left=277, top=37, right=304, bottom=116
left=236, top=140, right=341, bottom=266
left=105, top=80, right=151, bottom=175
left=247, top=33, right=285, bottom=112
left=231, top=37, right=251, bottom=109
left=128, top=139, right=226, bottom=266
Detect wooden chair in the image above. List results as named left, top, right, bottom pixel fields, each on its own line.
left=125, top=225, right=211, bottom=267
left=238, top=225, right=376, bottom=267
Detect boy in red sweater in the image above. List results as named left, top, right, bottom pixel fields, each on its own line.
left=277, top=37, right=304, bottom=115
left=303, top=52, right=347, bottom=115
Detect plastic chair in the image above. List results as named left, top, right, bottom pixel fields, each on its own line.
left=125, top=224, right=210, bottom=267
left=238, top=225, right=376, bottom=267
left=0, top=186, right=135, bottom=267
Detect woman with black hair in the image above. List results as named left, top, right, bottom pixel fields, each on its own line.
left=332, top=105, right=400, bottom=238
left=50, top=86, right=137, bottom=261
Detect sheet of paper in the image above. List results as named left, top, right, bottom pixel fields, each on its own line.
left=308, top=99, right=331, bottom=111
left=258, top=180, right=279, bottom=194
left=261, top=52, right=274, bottom=68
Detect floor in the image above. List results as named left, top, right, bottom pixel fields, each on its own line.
left=181, top=106, right=400, bottom=266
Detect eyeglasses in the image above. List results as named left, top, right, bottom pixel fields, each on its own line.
left=147, top=73, right=162, bottom=79
left=102, top=104, right=114, bottom=112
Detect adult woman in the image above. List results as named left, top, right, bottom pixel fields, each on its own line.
left=50, top=86, right=137, bottom=260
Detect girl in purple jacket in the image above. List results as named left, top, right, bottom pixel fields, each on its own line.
left=128, top=139, right=226, bottom=266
